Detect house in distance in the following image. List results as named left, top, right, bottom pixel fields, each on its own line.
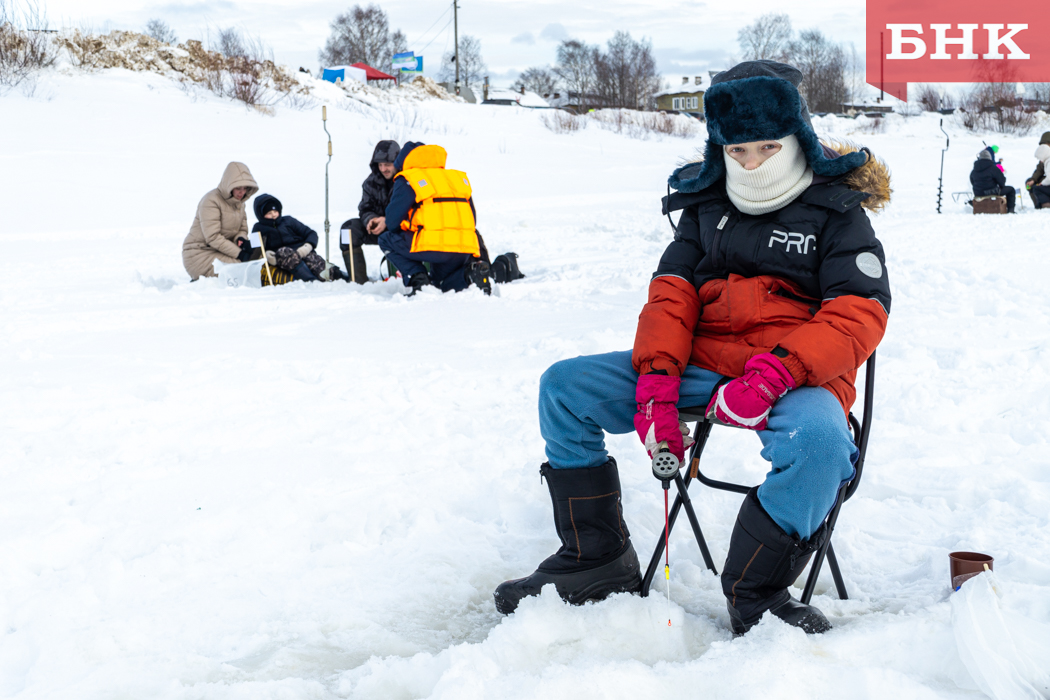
left=655, top=76, right=705, bottom=117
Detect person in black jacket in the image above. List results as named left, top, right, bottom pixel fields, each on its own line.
left=340, top=140, right=400, bottom=283
left=969, top=146, right=1015, bottom=212
left=251, top=194, right=343, bottom=282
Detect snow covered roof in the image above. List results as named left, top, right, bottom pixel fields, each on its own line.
left=485, top=88, right=549, bottom=108
left=654, top=85, right=705, bottom=98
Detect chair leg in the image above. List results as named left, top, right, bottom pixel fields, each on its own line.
left=826, top=542, right=848, bottom=600
left=801, top=486, right=848, bottom=605
left=641, top=487, right=686, bottom=596
left=641, top=478, right=717, bottom=598
left=641, top=421, right=717, bottom=597
left=674, top=471, right=718, bottom=575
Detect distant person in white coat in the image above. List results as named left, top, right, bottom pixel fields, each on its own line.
left=1024, top=131, right=1050, bottom=209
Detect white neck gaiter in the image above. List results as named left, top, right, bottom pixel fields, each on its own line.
left=1036, top=144, right=1050, bottom=177
left=724, top=134, right=814, bottom=215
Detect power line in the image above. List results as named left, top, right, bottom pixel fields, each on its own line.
left=408, top=3, right=452, bottom=52
left=416, top=16, right=453, bottom=56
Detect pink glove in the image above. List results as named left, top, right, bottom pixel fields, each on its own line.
left=706, top=353, right=796, bottom=431
left=634, top=374, right=692, bottom=462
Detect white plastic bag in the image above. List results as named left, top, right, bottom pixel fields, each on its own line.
left=213, top=259, right=264, bottom=288
left=952, top=571, right=1050, bottom=699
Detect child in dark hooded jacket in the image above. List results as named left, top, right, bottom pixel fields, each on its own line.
left=251, top=194, right=343, bottom=282
left=969, top=146, right=1015, bottom=212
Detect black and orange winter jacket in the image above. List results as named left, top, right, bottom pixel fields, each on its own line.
left=633, top=145, right=892, bottom=414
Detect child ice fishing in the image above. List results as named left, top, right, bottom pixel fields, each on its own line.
left=494, top=60, right=892, bottom=635
left=250, top=194, right=344, bottom=282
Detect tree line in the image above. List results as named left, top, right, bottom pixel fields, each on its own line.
left=514, top=32, right=660, bottom=111
left=734, top=13, right=862, bottom=114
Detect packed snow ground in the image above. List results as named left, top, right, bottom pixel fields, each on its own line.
left=2, top=69, right=1050, bottom=700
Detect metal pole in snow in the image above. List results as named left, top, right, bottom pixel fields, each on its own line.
left=453, top=1, right=460, bottom=95
left=937, top=119, right=949, bottom=214
left=323, top=105, right=333, bottom=263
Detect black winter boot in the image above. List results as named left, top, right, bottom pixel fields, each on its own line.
left=291, top=261, right=319, bottom=282
left=721, top=488, right=831, bottom=635
left=465, top=260, right=492, bottom=295
left=341, top=246, right=368, bottom=284
left=494, top=459, right=642, bottom=614
left=406, top=270, right=431, bottom=296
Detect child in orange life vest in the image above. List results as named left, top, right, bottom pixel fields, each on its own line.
left=377, top=142, right=492, bottom=295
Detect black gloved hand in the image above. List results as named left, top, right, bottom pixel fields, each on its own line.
left=237, top=247, right=253, bottom=262
left=236, top=237, right=251, bottom=250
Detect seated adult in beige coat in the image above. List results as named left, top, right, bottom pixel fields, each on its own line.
left=182, top=162, right=259, bottom=280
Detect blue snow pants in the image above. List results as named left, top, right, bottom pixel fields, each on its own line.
left=538, top=351, right=858, bottom=539
left=377, top=231, right=473, bottom=292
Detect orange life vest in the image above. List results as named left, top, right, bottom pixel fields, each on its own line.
left=398, top=145, right=480, bottom=257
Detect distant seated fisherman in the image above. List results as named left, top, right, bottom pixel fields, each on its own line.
left=341, top=139, right=400, bottom=283
left=251, top=194, right=344, bottom=282
left=378, top=142, right=492, bottom=295
left=969, top=146, right=1014, bottom=213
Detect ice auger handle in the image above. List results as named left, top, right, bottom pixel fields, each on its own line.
left=651, top=442, right=680, bottom=482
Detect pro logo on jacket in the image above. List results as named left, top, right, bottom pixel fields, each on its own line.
left=397, top=145, right=480, bottom=257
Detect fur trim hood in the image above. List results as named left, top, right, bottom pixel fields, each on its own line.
left=670, top=140, right=892, bottom=212
left=669, top=61, right=869, bottom=195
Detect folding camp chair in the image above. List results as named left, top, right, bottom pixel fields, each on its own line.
left=640, top=351, right=877, bottom=604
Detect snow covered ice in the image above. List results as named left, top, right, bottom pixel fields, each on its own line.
left=2, top=67, right=1050, bottom=699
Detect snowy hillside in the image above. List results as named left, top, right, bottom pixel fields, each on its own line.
left=2, top=66, right=1050, bottom=700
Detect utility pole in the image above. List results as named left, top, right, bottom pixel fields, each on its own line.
left=879, top=31, right=884, bottom=102
left=453, top=1, right=460, bottom=95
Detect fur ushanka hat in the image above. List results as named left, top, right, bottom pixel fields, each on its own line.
left=669, top=60, right=869, bottom=193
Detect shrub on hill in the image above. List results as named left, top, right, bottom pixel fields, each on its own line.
left=541, top=108, right=702, bottom=140
left=0, top=0, right=57, bottom=90
left=56, top=30, right=308, bottom=109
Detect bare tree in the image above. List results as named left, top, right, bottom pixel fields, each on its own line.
left=915, top=84, right=943, bottom=112
left=1024, top=83, right=1050, bottom=110
left=513, top=66, right=558, bottom=95
left=593, top=31, right=660, bottom=110
left=785, top=29, right=847, bottom=113
left=553, top=39, right=597, bottom=108
left=439, top=35, right=486, bottom=91
left=960, top=63, right=1036, bottom=134
left=844, top=42, right=864, bottom=104
left=319, top=4, right=406, bottom=69
left=216, top=27, right=247, bottom=58
left=145, top=18, right=176, bottom=45
left=737, top=13, right=793, bottom=62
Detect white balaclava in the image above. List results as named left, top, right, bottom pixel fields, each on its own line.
left=724, top=134, right=814, bottom=215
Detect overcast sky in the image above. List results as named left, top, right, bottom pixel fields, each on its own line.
left=41, top=0, right=869, bottom=88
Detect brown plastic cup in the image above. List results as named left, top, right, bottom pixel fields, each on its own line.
left=949, top=551, right=994, bottom=591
